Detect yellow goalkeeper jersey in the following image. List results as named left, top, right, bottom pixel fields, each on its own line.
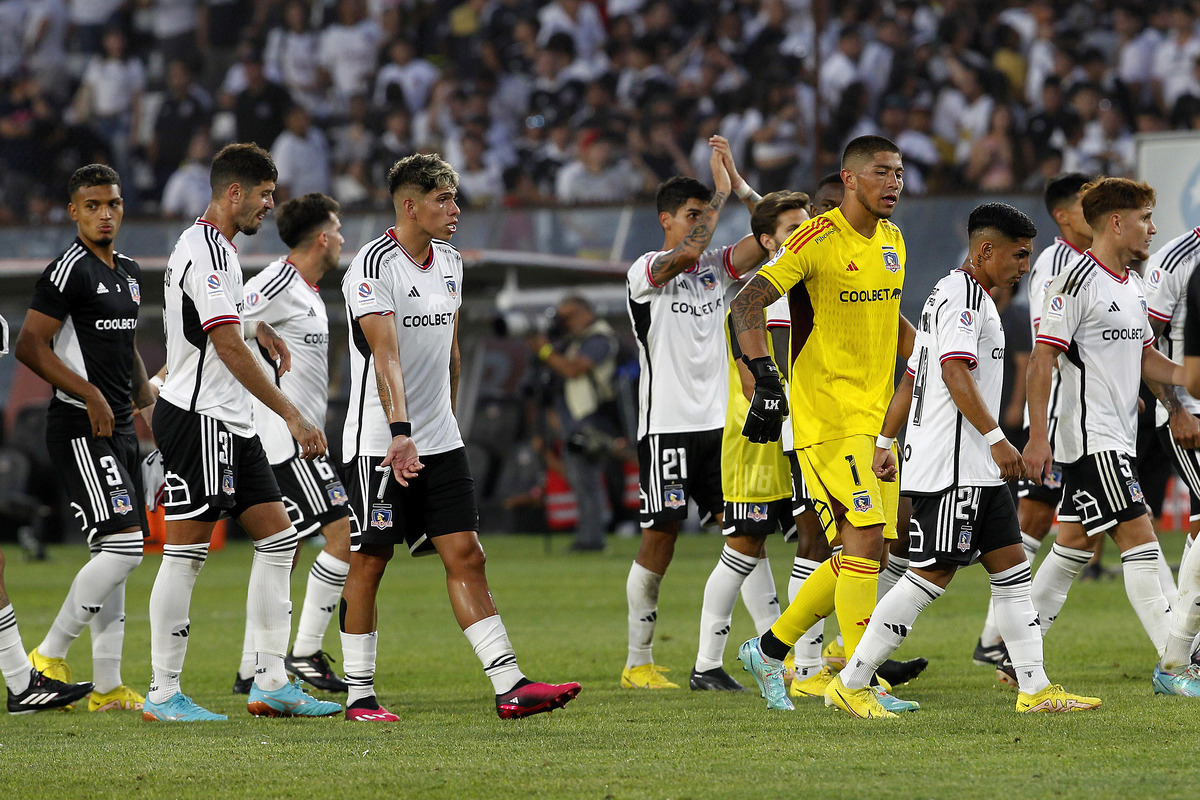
left=721, top=309, right=791, bottom=503
left=757, top=207, right=906, bottom=449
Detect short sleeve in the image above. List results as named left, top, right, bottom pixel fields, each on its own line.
left=1143, top=260, right=1184, bottom=323
left=344, top=253, right=396, bottom=318
left=1185, top=266, right=1200, bottom=357
left=243, top=272, right=294, bottom=328
left=765, top=296, right=790, bottom=328
left=29, top=268, right=75, bottom=321
left=935, top=300, right=982, bottom=369
left=1035, top=277, right=1084, bottom=352
left=757, top=240, right=813, bottom=297
left=186, top=245, right=242, bottom=331
left=627, top=253, right=661, bottom=301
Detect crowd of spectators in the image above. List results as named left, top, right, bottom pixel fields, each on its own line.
left=2, top=0, right=1200, bottom=222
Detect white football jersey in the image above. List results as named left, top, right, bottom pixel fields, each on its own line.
left=159, top=219, right=254, bottom=437
left=1036, top=252, right=1154, bottom=462
left=902, top=269, right=1006, bottom=493
left=1143, top=227, right=1200, bottom=425
left=244, top=258, right=330, bottom=464
left=342, top=230, right=464, bottom=460
left=1022, top=237, right=1083, bottom=433
left=627, top=245, right=744, bottom=438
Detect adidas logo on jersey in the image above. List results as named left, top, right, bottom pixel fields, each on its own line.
left=409, top=287, right=420, bottom=297
left=1108, top=301, right=1120, bottom=312
left=96, top=282, right=109, bottom=293
left=846, top=261, right=859, bottom=271
left=307, top=307, right=317, bottom=316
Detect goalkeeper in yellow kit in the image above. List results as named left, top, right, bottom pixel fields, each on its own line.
left=729, top=135, right=917, bottom=713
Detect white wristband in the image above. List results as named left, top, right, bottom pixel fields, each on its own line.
left=875, top=434, right=895, bottom=449
left=735, top=182, right=753, bottom=199
left=984, top=427, right=1006, bottom=446
left=149, top=375, right=164, bottom=390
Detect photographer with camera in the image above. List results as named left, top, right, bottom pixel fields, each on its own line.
left=529, top=295, right=622, bottom=552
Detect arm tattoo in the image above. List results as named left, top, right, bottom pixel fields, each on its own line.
left=1147, top=376, right=1183, bottom=415
left=729, top=275, right=782, bottom=338
left=131, top=355, right=153, bottom=409
left=376, top=370, right=393, bottom=418
left=648, top=191, right=729, bottom=286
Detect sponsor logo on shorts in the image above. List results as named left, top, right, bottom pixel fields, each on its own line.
left=882, top=245, right=900, bottom=272
left=664, top=485, right=686, bottom=509
left=852, top=491, right=873, bottom=513
left=747, top=503, right=768, bottom=522
left=957, top=527, right=972, bottom=552
left=110, top=491, right=133, bottom=515
left=328, top=485, right=348, bottom=506
left=221, top=472, right=235, bottom=495
left=370, top=504, right=393, bottom=529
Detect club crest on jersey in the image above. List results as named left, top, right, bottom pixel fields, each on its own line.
left=110, top=491, right=133, bottom=515
left=221, top=472, right=235, bottom=495
left=852, top=491, right=873, bottom=513
left=664, top=485, right=686, bottom=509
left=444, top=276, right=458, bottom=298
left=1141, top=299, right=1147, bottom=316
left=700, top=272, right=717, bottom=290
left=207, top=274, right=222, bottom=296
left=357, top=281, right=377, bottom=308
left=957, top=528, right=972, bottom=552
left=1047, top=295, right=1065, bottom=320
left=881, top=245, right=900, bottom=273
left=370, top=504, right=393, bottom=529
left=747, top=503, right=768, bottom=522
left=128, top=280, right=141, bottom=304
left=327, top=485, right=348, bottom=506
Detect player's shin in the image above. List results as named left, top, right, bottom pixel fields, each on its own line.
left=249, top=527, right=299, bottom=691
left=40, top=532, right=143, bottom=659
left=765, top=554, right=839, bottom=658
left=1121, top=542, right=1172, bottom=656
left=835, top=555, right=881, bottom=660
left=1030, top=542, right=1091, bottom=635
left=696, top=546, right=755, bottom=671
left=741, top=557, right=781, bottom=634
left=841, top=571, right=942, bottom=691
left=148, top=542, right=210, bottom=703
left=626, top=562, right=663, bottom=668
left=989, top=563, right=1050, bottom=694
left=1162, top=534, right=1200, bottom=670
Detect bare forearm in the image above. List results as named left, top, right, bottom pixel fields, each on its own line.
left=881, top=371, right=914, bottom=439
left=1143, top=347, right=1187, bottom=387
left=897, top=314, right=916, bottom=361
left=647, top=191, right=728, bottom=285
left=131, top=353, right=154, bottom=410
left=16, top=339, right=99, bottom=402
left=374, top=357, right=409, bottom=423
left=449, top=349, right=460, bottom=414
left=212, top=331, right=298, bottom=421
left=1026, top=347, right=1056, bottom=439
left=944, top=363, right=1001, bottom=435
left=730, top=276, right=782, bottom=360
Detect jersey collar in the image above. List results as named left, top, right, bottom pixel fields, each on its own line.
left=282, top=258, right=320, bottom=291
left=1055, top=236, right=1086, bottom=256
left=954, top=267, right=992, bottom=296
left=196, top=218, right=237, bottom=252
left=1083, top=250, right=1128, bottom=283
left=386, top=228, right=433, bottom=270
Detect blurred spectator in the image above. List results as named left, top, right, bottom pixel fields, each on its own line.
left=893, top=99, right=939, bottom=195
left=330, top=94, right=376, bottom=207
left=371, top=108, right=412, bottom=194
left=149, top=0, right=203, bottom=73
left=373, top=37, right=441, bottom=117
left=67, top=0, right=125, bottom=55
left=70, top=27, right=145, bottom=177
left=318, top=0, right=381, bottom=109
left=537, top=0, right=605, bottom=69
left=964, top=104, right=1030, bottom=191
left=150, top=58, right=212, bottom=193
left=457, top=134, right=504, bottom=208
left=1079, top=99, right=1136, bottom=178
left=232, top=50, right=292, bottom=150
left=555, top=130, right=641, bottom=204
left=819, top=26, right=865, bottom=116
left=20, top=0, right=71, bottom=99
left=161, top=130, right=212, bottom=219
left=629, top=117, right=692, bottom=183
left=264, top=0, right=329, bottom=118
left=271, top=104, right=331, bottom=201
left=1114, top=6, right=1160, bottom=108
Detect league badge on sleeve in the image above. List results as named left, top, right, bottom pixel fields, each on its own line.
left=207, top=274, right=223, bottom=297
left=247, top=291, right=261, bottom=307
left=881, top=245, right=900, bottom=273
left=1046, top=295, right=1065, bottom=321
left=957, top=309, right=974, bottom=334
left=357, top=281, right=377, bottom=309
left=1148, top=269, right=1162, bottom=288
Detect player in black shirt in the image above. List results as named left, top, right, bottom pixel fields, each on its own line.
left=14, top=165, right=156, bottom=713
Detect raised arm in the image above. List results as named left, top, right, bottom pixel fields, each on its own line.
left=359, top=313, right=423, bottom=485
left=646, top=146, right=732, bottom=287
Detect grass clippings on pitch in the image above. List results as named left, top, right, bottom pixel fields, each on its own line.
left=1, top=532, right=1197, bottom=799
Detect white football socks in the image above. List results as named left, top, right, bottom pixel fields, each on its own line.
left=878, top=553, right=908, bottom=599
left=841, top=571, right=942, bottom=691
left=1163, top=534, right=1200, bottom=670
left=248, top=527, right=298, bottom=691
left=1120, top=542, right=1172, bottom=657
left=695, top=546, right=756, bottom=671
left=464, top=615, right=525, bottom=694
left=148, top=542, right=209, bottom=703
left=740, top=556, right=781, bottom=635
left=989, top=562, right=1049, bottom=694
left=1031, top=542, right=1091, bottom=635
left=0, top=604, right=31, bottom=695
left=340, top=630, right=378, bottom=706
left=39, top=532, right=142, bottom=659
left=292, top=550, right=349, bottom=658
left=626, top=562, right=663, bottom=669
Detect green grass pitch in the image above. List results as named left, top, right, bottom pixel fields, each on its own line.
left=0, top=531, right=1197, bottom=799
